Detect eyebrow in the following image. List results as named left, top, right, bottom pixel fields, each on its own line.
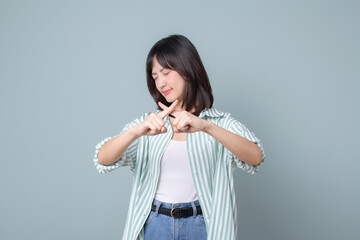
left=151, top=68, right=164, bottom=76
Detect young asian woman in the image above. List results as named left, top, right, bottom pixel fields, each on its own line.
left=94, top=34, right=265, bottom=240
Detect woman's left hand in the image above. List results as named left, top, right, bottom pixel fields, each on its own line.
left=158, top=102, right=210, bottom=133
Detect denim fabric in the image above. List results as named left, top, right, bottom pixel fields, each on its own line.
left=144, top=199, right=207, bottom=240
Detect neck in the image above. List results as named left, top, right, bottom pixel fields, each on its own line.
left=174, top=106, right=195, bottom=114
left=173, top=100, right=196, bottom=113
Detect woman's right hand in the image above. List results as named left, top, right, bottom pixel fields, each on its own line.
left=134, top=100, right=178, bottom=137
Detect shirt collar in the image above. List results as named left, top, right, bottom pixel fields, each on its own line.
left=198, top=107, right=228, bottom=119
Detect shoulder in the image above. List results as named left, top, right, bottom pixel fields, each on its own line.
left=199, top=107, right=232, bottom=120
left=200, top=107, right=243, bottom=129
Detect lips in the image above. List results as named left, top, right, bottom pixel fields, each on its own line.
left=163, top=89, right=172, bottom=95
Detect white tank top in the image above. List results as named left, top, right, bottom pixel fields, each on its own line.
left=154, top=140, right=198, bottom=203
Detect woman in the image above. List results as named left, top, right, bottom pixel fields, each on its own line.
left=94, top=34, right=265, bottom=240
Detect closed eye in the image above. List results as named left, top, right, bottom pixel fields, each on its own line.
left=152, top=69, right=170, bottom=80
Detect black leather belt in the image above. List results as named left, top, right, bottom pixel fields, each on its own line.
left=151, top=204, right=202, bottom=219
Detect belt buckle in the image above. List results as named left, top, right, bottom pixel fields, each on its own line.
left=170, top=207, right=181, bottom=219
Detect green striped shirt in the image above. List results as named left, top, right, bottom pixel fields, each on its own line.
left=93, top=107, right=265, bottom=240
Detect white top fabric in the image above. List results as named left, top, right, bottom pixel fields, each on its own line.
left=154, top=140, right=198, bottom=203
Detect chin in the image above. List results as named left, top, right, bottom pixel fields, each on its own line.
left=164, top=96, right=175, bottom=102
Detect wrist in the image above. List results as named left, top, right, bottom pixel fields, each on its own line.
left=129, top=125, right=141, bottom=139
left=202, top=120, right=214, bottom=134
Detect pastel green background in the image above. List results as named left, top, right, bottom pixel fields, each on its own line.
left=1, top=0, right=359, bottom=239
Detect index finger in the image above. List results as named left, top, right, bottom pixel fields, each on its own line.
left=158, top=100, right=178, bottom=119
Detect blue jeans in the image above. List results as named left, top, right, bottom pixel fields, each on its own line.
left=144, top=199, right=207, bottom=240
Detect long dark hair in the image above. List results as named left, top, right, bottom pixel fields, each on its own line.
left=146, top=34, right=214, bottom=116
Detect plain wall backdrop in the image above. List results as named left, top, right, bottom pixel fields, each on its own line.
left=1, top=0, right=359, bottom=239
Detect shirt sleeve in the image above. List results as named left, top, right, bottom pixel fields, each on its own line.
left=93, top=114, right=147, bottom=174
left=224, top=115, right=266, bottom=174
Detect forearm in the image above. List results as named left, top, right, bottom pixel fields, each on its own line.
left=203, top=121, right=262, bottom=166
left=97, top=126, right=139, bottom=165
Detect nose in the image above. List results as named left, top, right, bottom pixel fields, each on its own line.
left=157, top=75, right=167, bottom=87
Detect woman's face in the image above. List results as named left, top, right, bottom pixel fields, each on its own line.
left=152, top=57, right=186, bottom=107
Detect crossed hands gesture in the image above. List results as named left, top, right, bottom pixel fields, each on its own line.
left=134, top=100, right=209, bottom=137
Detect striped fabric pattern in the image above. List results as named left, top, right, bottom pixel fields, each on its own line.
left=93, top=107, right=265, bottom=240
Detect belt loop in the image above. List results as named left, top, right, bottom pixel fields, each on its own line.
left=191, top=201, right=197, bottom=217
left=154, top=200, right=162, bottom=216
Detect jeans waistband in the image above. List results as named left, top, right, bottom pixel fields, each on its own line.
left=151, top=199, right=201, bottom=217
